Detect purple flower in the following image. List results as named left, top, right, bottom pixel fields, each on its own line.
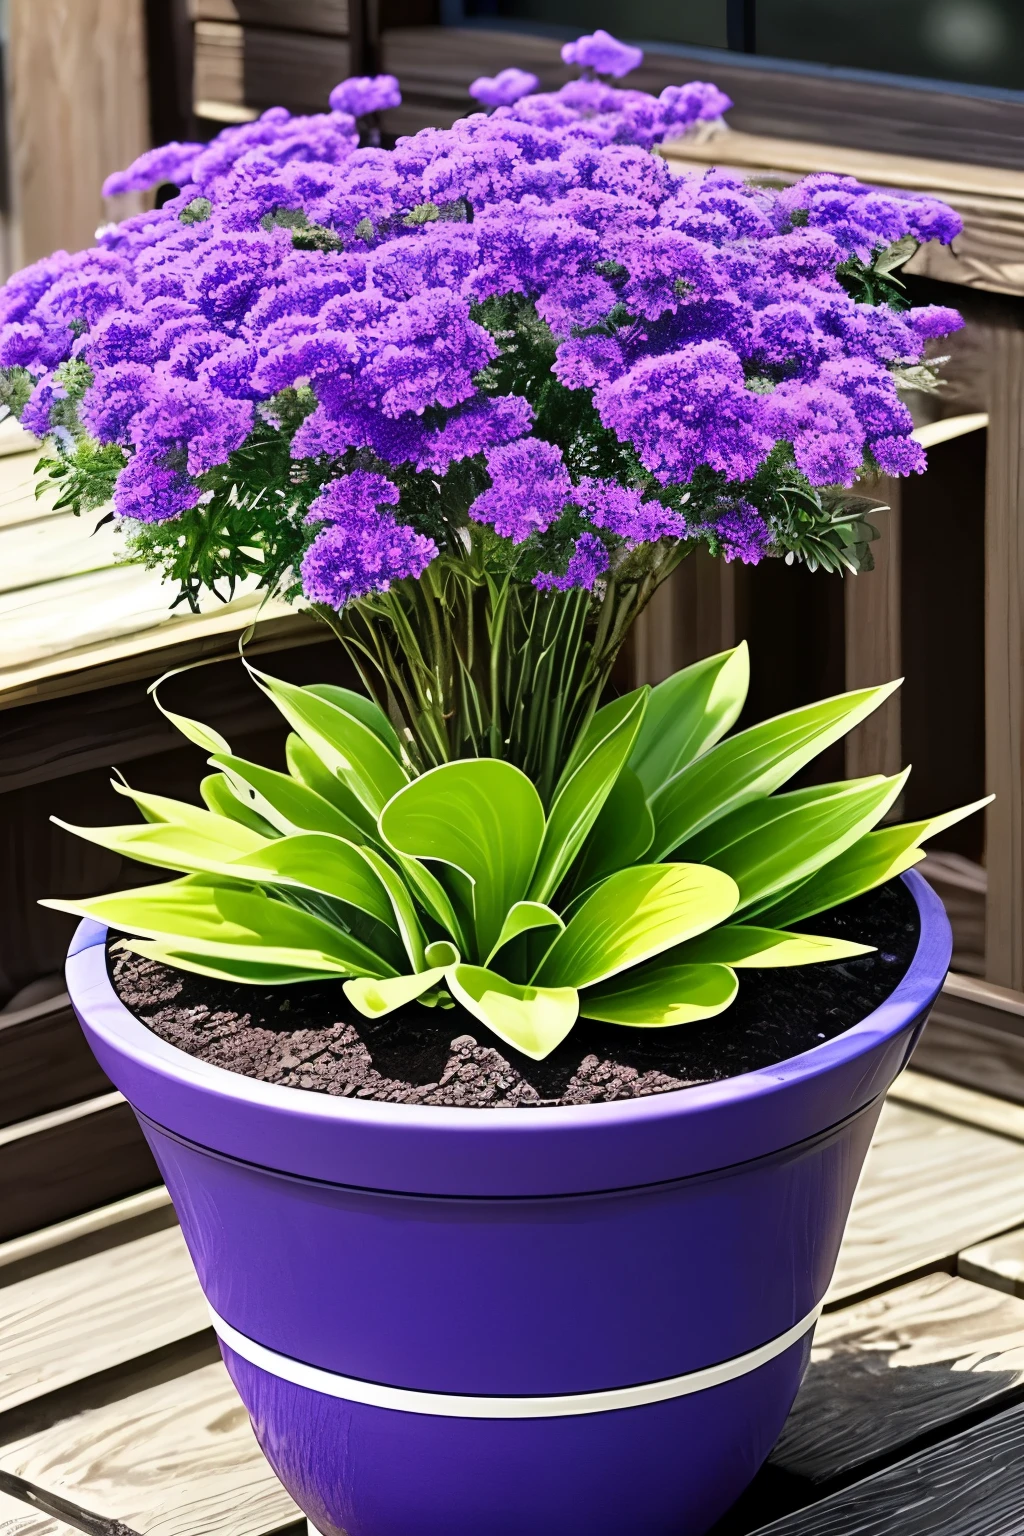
left=535, top=531, right=610, bottom=590
left=872, top=434, right=926, bottom=476
left=595, top=343, right=773, bottom=484
left=561, top=30, right=644, bottom=78
left=572, top=478, right=685, bottom=542
left=102, top=142, right=205, bottom=197
left=328, top=76, right=402, bottom=119
left=113, top=449, right=202, bottom=522
left=908, top=304, right=964, bottom=341
left=301, top=472, right=435, bottom=607
left=470, top=69, right=540, bottom=109
left=469, top=438, right=572, bottom=541
left=708, top=501, right=773, bottom=564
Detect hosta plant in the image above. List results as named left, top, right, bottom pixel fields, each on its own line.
left=46, top=644, right=986, bottom=1060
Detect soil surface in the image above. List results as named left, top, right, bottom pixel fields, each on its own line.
left=110, top=879, right=920, bottom=1109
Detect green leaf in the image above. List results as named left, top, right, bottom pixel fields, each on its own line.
left=305, top=684, right=404, bottom=761
left=629, top=644, right=749, bottom=798
left=579, top=961, right=738, bottom=1026
left=125, top=940, right=353, bottom=986
left=537, top=862, right=740, bottom=989
left=571, top=766, right=654, bottom=892
left=355, top=843, right=429, bottom=972
left=752, top=794, right=992, bottom=928
left=648, top=681, right=901, bottom=861
left=109, top=782, right=267, bottom=848
left=393, top=854, right=469, bottom=954
left=51, top=809, right=269, bottom=874
left=680, top=772, right=909, bottom=912
left=232, top=834, right=401, bottom=929
left=446, top=965, right=579, bottom=1061
left=558, top=687, right=648, bottom=790
left=43, top=880, right=394, bottom=977
left=530, top=690, right=648, bottom=904
left=485, top=901, right=564, bottom=967
left=344, top=967, right=449, bottom=1017
left=248, top=666, right=407, bottom=818
left=200, top=774, right=278, bottom=837
left=671, top=924, right=873, bottom=968
left=210, top=753, right=371, bottom=842
left=380, top=760, right=545, bottom=962
left=285, top=734, right=377, bottom=837
left=149, top=673, right=232, bottom=755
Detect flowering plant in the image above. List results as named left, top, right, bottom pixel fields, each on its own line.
left=0, top=35, right=963, bottom=802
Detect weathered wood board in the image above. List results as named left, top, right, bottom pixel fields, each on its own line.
left=750, top=1398, right=1024, bottom=1534
left=771, top=1273, right=1024, bottom=1484
left=0, top=1225, right=206, bottom=1416
left=0, top=1360, right=299, bottom=1535
left=828, top=1099, right=1024, bottom=1302
left=959, top=1229, right=1024, bottom=1300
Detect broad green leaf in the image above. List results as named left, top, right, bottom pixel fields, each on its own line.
left=200, top=774, right=278, bottom=837
left=248, top=666, right=407, bottom=817
left=530, top=690, right=648, bottom=904
left=751, top=794, right=993, bottom=928
left=232, top=834, right=399, bottom=928
left=537, top=862, right=739, bottom=990
left=555, top=688, right=649, bottom=798
left=571, top=767, right=654, bottom=892
left=648, top=681, right=901, bottom=861
left=126, top=940, right=352, bottom=985
left=380, top=760, right=545, bottom=961
left=356, top=843, right=428, bottom=972
left=425, top=940, right=460, bottom=967
left=630, top=644, right=749, bottom=797
left=51, top=812, right=269, bottom=874
left=44, top=880, right=393, bottom=977
left=579, top=961, right=738, bottom=1026
left=446, top=965, right=579, bottom=1061
left=149, top=674, right=232, bottom=755
left=109, top=782, right=267, bottom=850
left=285, top=734, right=378, bottom=837
left=485, top=901, right=564, bottom=967
left=344, top=967, right=448, bottom=1017
left=211, top=753, right=370, bottom=842
left=305, top=684, right=403, bottom=761
left=671, top=924, right=873, bottom=968
left=394, top=853, right=469, bottom=953
left=680, top=771, right=909, bottom=911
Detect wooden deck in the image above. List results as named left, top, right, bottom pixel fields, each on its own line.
left=1, top=1068, right=1024, bottom=1533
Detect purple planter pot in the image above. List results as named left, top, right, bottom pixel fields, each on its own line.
left=66, top=871, right=951, bottom=1536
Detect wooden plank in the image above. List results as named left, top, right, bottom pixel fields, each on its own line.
left=891, top=1068, right=1024, bottom=1145
left=960, top=1230, right=1024, bottom=1299
left=194, top=20, right=351, bottom=115
left=191, top=0, right=348, bottom=32
left=0, top=1096, right=159, bottom=1243
left=380, top=27, right=1024, bottom=172
left=0, top=1188, right=172, bottom=1277
left=770, top=1273, right=1024, bottom=1485
left=844, top=479, right=901, bottom=779
left=0, top=1360, right=299, bottom=1535
left=6, top=0, right=151, bottom=270
left=0, top=995, right=111, bottom=1129
left=0, top=1226, right=207, bottom=1416
left=911, top=1006, right=1024, bottom=1107
left=984, top=322, right=1024, bottom=988
left=748, top=1398, right=1024, bottom=1534
left=829, top=1099, right=1024, bottom=1304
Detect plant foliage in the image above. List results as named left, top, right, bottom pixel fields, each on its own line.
left=46, top=645, right=987, bottom=1060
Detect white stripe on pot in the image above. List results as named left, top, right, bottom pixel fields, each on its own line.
left=209, top=1302, right=822, bottom=1420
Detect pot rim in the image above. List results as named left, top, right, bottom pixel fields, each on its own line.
left=67, top=869, right=947, bottom=1137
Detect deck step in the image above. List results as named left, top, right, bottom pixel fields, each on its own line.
left=771, top=1272, right=1024, bottom=1486
left=750, top=1397, right=1024, bottom=1534
left=0, top=1224, right=207, bottom=1419
left=0, top=1358, right=300, bottom=1535
left=828, top=1099, right=1024, bottom=1303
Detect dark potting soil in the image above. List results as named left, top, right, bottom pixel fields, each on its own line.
left=108, top=878, right=921, bottom=1109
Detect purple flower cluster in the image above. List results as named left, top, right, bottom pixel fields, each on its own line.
left=561, top=30, right=644, bottom=78
left=470, top=69, right=540, bottom=109
left=301, top=470, right=436, bottom=605
left=0, top=36, right=964, bottom=607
